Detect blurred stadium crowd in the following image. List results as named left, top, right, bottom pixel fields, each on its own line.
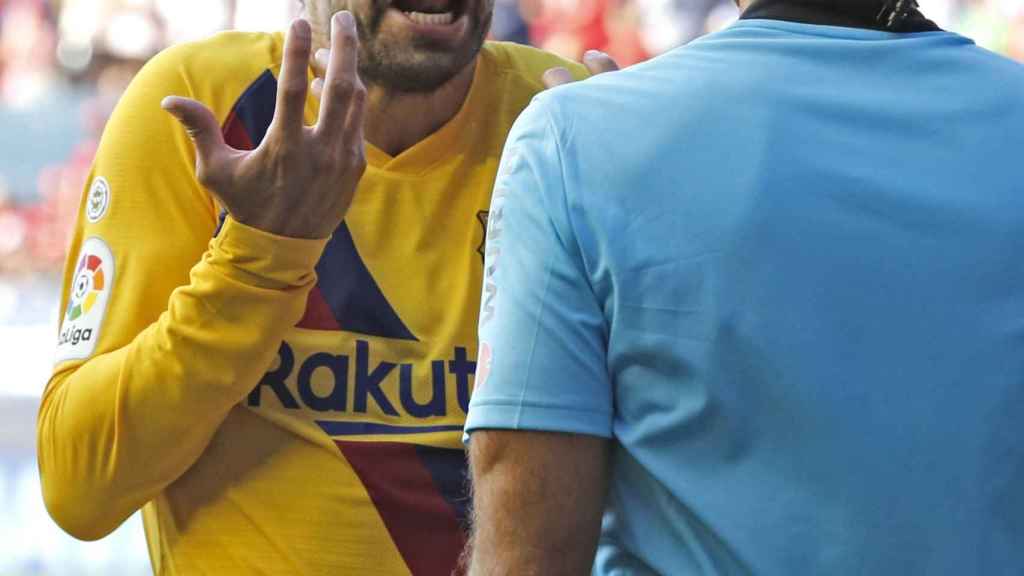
left=0, top=0, right=1022, bottom=285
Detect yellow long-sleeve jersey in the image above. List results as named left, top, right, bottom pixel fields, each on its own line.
left=38, top=30, right=584, bottom=575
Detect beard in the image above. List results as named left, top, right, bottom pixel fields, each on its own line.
left=353, top=0, right=493, bottom=93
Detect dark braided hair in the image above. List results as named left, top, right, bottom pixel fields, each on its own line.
left=876, top=0, right=919, bottom=31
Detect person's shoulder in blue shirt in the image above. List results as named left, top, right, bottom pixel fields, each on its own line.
left=466, top=2, right=1024, bottom=574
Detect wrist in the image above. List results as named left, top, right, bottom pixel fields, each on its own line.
left=230, top=210, right=334, bottom=241
left=209, top=217, right=329, bottom=290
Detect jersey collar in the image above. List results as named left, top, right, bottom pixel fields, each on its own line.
left=740, top=0, right=941, bottom=33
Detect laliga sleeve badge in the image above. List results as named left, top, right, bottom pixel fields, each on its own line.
left=55, top=237, right=115, bottom=363
left=86, top=177, right=111, bottom=223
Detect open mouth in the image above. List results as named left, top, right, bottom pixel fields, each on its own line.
left=391, top=0, right=466, bottom=26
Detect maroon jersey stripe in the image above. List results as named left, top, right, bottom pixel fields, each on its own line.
left=336, top=441, right=467, bottom=575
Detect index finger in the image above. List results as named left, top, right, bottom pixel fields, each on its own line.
left=316, top=11, right=363, bottom=140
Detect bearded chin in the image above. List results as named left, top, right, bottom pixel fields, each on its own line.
left=355, top=1, right=492, bottom=93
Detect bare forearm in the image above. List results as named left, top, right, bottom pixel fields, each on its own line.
left=467, top=430, right=610, bottom=576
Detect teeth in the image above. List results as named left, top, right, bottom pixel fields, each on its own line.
left=403, top=11, right=454, bottom=25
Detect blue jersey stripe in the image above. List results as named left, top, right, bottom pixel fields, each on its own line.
left=317, top=420, right=464, bottom=436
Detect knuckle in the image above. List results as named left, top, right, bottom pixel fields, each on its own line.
left=329, top=77, right=356, bottom=98
left=281, top=81, right=306, bottom=100
left=351, top=84, right=367, bottom=103
left=311, top=150, right=335, bottom=172
left=333, top=144, right=364, bottom=171
left=277, top=144, right=303, bottom=165
left=320, top=156, right=339, bottom=175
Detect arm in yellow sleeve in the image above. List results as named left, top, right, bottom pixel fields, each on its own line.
left=36, top=37, right=325, bottom=540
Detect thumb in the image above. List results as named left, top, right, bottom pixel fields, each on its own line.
left=161, top=96, right=229, bottom=182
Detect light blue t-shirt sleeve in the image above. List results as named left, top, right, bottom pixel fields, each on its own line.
left=464, top=96, right=613, bottom=440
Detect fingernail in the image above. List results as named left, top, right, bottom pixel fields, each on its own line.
left=338, top=10, right=355, bottom=29
left=311, top=77, right=324, bottom=96
left=315, top=48, right=329, bottom=65
left=292, top=18, right=311, bottom=39
left=584, top=50, right=604, bottom=59
left=543, top=67, right=573, bottom=86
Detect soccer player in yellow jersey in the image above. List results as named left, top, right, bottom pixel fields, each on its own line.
left=36, top=0, right=614, bottom=573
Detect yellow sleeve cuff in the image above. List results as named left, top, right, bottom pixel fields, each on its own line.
left=208, top=217, right=328, bottom=290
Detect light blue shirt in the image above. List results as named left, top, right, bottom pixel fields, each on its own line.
left=466, top=19, right=1024, bottom=575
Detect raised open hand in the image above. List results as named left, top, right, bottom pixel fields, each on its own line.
left=161, top=13, right=367, bottom=240
left=543, top=50, right=620, bottom=89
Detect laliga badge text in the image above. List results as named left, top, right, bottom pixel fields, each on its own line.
left=55, top=237, right=115, bottom=363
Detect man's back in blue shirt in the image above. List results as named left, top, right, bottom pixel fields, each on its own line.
left=466, top=8, right=1024, bottom=575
